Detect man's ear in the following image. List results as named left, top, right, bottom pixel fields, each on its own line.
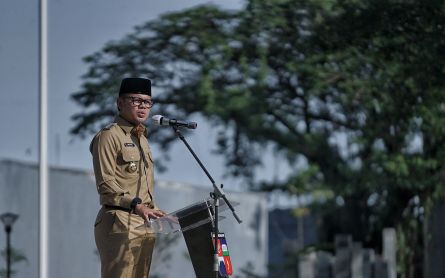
left=116, top=97, right=122, bottom=112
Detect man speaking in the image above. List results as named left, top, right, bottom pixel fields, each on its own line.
left=90, top=77, right=165, bottom=278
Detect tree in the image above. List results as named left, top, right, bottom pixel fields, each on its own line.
left=71, top=0, right=445, bottom=276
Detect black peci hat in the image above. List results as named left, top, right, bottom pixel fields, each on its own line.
left=119, top=78, right=151, bottom=96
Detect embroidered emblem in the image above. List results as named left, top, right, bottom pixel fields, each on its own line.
left=128, top=162, right=137, bottom=173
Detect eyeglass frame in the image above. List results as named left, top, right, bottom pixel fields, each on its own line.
left=123, top=96, right=154, bottom=108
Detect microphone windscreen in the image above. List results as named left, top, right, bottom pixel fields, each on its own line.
left=151, top=115, right=163, bottom=125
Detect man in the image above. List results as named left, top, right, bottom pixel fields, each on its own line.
left=90, top=77, right=165, bottom=278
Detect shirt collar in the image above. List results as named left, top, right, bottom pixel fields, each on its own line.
left=114, top=115, right=146, bottom=135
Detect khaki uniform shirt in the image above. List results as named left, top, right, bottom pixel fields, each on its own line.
left=90, top=115, right=156, bottom=210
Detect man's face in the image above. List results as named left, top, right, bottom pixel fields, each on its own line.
left=117, top=93, right=153, bottom=125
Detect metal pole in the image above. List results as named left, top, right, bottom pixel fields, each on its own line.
left=39, top=0, right=49, bottom=277
left=6, top=227, right=11, bottom=278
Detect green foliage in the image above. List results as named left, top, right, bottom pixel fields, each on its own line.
left=0, top=247, right=28, bottom=278
left=396, top=197, right=425, bottom=278
left=71, top=0, right=445, bottom=275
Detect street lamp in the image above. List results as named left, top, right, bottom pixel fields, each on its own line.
left=1, top=213, right=19, bottom=278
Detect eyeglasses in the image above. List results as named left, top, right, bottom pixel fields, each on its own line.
left=124, top=96, right=154, bottom=108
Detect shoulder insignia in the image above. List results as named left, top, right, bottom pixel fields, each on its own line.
left=102, top=123, right=116, bottom=131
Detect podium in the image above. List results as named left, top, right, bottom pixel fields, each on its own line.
left=147, top=123, right=242, bottom=277
left=140, top=198, right=235, bottom=277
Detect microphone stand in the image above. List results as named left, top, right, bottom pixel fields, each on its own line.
left=171, top=125, right=242, bottom=278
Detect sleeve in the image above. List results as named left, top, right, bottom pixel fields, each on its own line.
left=150, top=163, right=160, bottom=210
left=152, top=167, right=162, bottom=211
left=91, top=131, right=133, bottom=208
left=146, top=143, right=160, bottom=210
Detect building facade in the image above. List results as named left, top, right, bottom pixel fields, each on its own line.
left=0, top=160, right=268, bottom=278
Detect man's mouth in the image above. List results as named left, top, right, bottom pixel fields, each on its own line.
left=137, top=111, right=146, bottom=118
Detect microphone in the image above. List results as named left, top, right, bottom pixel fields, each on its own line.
left=151, top=115, right=197, bottom=129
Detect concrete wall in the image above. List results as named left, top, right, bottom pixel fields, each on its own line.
left=0, top=159, right=268, bottom=278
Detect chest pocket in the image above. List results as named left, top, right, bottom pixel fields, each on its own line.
left=122, top=146, right=140, bottom=162
left=121, top=146, right=141, bottom=174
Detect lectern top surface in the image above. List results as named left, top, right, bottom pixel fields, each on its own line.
left=137, top=198, right=237, bottom=234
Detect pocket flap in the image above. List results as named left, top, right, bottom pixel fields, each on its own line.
left=122, top=147, right=140, bottom=162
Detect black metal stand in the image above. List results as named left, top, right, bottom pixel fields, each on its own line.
left=5, top=226, right=11, bottom=278
left=172, top=125, right=242, bottom=278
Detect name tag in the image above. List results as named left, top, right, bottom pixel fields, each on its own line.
left=124, top=143, right=135, bottom=147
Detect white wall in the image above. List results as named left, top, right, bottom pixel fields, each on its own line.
left=0, top=160, right=268, bottom=278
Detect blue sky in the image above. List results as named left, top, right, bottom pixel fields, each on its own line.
left=0, top=0, right=292, bottom=191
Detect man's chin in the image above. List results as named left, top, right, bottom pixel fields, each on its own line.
left=136, top=116, right=149, bottom=124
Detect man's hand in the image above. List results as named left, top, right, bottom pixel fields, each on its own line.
left=134, top=204, right=165, bottom=222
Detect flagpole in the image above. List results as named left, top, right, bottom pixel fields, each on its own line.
left=39, top=0, right=49, bottom=277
